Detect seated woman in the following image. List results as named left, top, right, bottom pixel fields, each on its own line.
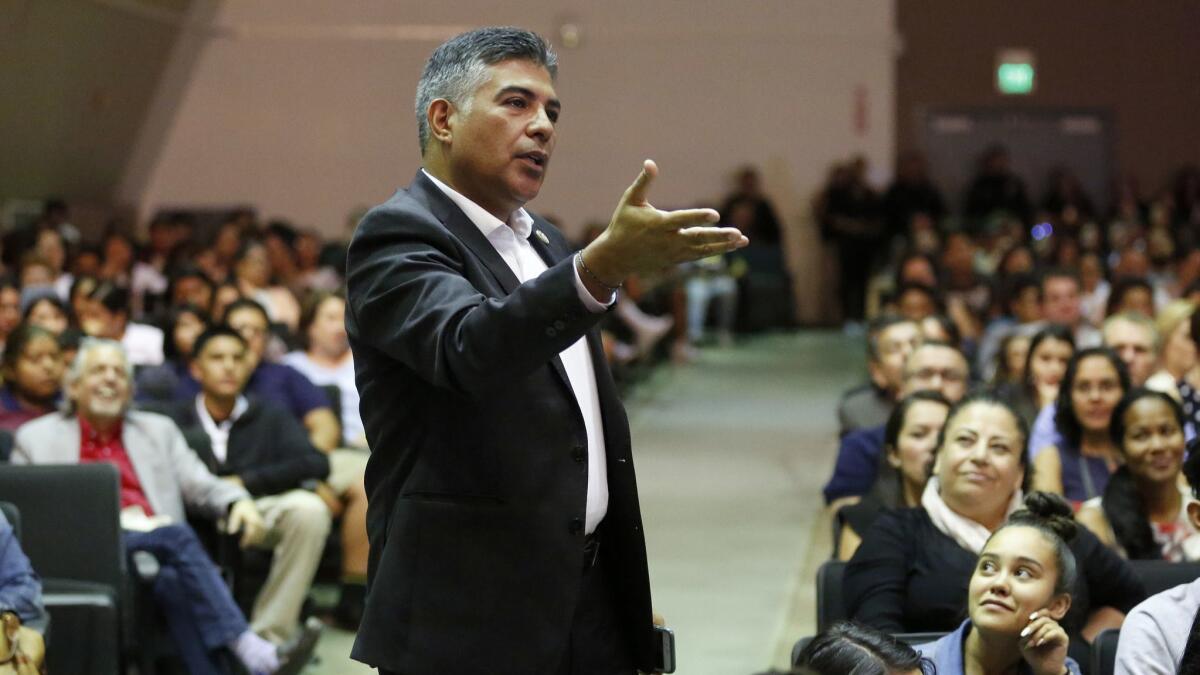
left=134, top=304, right=210, bottom=404
left=916, top=492, right=1083, bottom=675
left=282, top=291, right=366, bottom=449
left=836, top=390, right=951, bottom=561
left=845, top=393, right=1145, bottom=666
left=1033, top=348, right=1130, bottom=506
left=994, top=325, right=1074, bottom=428
left=1113, top=441, right=1200, bottom=671
left=794, top=621, right=931, bottom=675
left=0, top=324, right=64, bottom=432
left=1076, top=388, right=1200, bottom=561
left=21, top=292, right=70, bottom=337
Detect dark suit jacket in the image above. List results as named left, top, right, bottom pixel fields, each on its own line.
left=345, top=171, right=655, bottom=674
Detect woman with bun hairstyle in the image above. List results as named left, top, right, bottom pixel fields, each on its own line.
left=1076, top=388, right=1200, bottom=561
left=836, top=390, right=952, bottom=561
left=794, top=621, right=932, bottom=675
left=1114, top=443, right=1200, bottom=672
left=917, top=492, right=1083, bottom=675
left=1033, top=347, right=1130, bottom=505
left=846, top=392, right=1145, bottom=666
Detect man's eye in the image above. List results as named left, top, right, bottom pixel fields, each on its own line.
left=547, top=110, right=559, bottom=123
left=506, top=98, right=527, bottom=108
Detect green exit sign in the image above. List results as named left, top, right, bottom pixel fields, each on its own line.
left=996, top=49, right=1036, bottom=95
left=998, top=63, right=1035, bottom=94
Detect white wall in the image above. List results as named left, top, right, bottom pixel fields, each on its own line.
left=125, top=1, right=897, bottom=320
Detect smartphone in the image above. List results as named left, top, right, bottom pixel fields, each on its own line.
left=654, top=625, right=676, bottom=673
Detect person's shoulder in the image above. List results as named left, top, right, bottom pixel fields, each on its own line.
left=16, top=411, right=69, bottom=436
left=126, top=408, right=183, bottom=433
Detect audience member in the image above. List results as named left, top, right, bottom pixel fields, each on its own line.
left=845, top=393, right=1144, bottom=664
left=976, top=273, right=1043, bottom=380
left=993, top=332, right=1031, bottom=388
left=1101, top=312, right=1159, bottom=387
left=0, top=279, right=21, bottom=356
left=78, top=282, right=165, bottom=367
left=816, top=157, right=882, bottom=324
left=0, top=324, right=63, bottom=432
left=1113, top=435, right=1200, bottom=672
left=963, top=145, right=1032, bottom=227
left=721, top=166, right=783, bottom=244
left=281, top=291, right=365, bottom=449
left=1041, top=269, right=1101, bottom=348
left=98, top=231, right=135, bottom=284
left=33, top=226, right=71, bottom=301
left=793, top=621, right=931, bottom=675
left=882, top=151, right=946, bottom=252
left=825, top=340, right=968, bottom=505
left=1078, top=252, right=1110, bottom=327
left=1032, top=348, right=1130, bottom=505
left=172, top=327, right=332, bottom=643
left=0, top=508, right=45, bottom=673
left=11, top=338, right=320, bottom=673
left=995, top=325, right=1074, bottom=427
left=233, top=239, right=300, bottom=333
left=1144, top=299, right=1196, bottom=402
left=1175, top=309, right=1200, bottom=434
left=1106, top=277, right=1158, bottom=318
left=836, top=316, right=921, bottom=437
left=1077, top=389, right=1200, bottom=560
left=166, top=267, right=216, bottom=316
left=915, top=492, right=1083, bottom=675
left=836, top=391, right=950, bottom=560
left=20, top=292, right=69, bottom=337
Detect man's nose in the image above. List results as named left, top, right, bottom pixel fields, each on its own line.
left=527, top=106, right=553, bottom=141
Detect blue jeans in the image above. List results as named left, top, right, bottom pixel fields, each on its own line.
left=125, top=523, right=248, bottom=675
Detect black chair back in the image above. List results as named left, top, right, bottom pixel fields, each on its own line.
left=1091, top=628, right=1119, bottom=675
left=816, top=560, right=848, bottom=631
left=1129, top=560, right=1200, bottom=596
left=0, top=500, right=19, bottom=540
left=0, top=464, right=123, bottom=587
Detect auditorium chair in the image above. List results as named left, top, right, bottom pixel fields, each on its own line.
left=1128, top=559, right=1200, bottom=596
left=815, top=560, right=848, bottom=631
left=1091, top=628, right=1119, bottom=675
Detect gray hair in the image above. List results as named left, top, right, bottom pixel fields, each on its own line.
left=63, top=338, right=135, bottom=413
left=415, top=26, right=557, bottom=154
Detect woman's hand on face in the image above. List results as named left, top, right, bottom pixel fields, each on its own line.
left=1019, top=610, right=1070, bottom=675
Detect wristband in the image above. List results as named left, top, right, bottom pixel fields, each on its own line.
left=575, top=252, right=622, bottom=291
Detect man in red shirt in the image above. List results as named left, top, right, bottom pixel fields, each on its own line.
left=13, top=338, right=318, bottom=674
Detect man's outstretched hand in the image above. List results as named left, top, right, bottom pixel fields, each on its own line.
left=578, top=160, right=749, bottom=297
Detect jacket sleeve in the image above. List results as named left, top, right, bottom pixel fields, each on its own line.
left=238, top=409, right=330, bottom=497
left=345, top=205, right=606, bottom=395
left=167, top=421, right=250, bottom=519
left=822, top=429, right=882, bottom=504
left=844, top=510, right=911, bottom=632
left=0, top=511, right=44, bottom=626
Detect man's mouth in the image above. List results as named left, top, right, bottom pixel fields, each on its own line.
left=516, top=151, right=548, bottom=168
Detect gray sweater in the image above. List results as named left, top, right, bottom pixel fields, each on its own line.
left=1115, top=576, right=1200, bottom=674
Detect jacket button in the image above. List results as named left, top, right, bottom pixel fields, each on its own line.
left=554, top=320, right=566, bottom=330
left=546, top=327, right=557, bottom=337
left=568, top=518, right=584, bottom=535
left=571, top=445, right=586, bottom=463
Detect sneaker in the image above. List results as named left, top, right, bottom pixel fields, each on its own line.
left=275, top=617, right=323, bottom=675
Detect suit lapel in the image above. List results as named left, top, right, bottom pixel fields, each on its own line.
left=121, top=417, right=166, bottom=517
left=408, top=171, right=521, bottom=295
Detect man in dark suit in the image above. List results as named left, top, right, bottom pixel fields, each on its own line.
left=345, top=27, right=748, bottom=675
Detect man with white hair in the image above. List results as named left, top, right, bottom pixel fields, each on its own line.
left=12, top=338, right=318, bottom=675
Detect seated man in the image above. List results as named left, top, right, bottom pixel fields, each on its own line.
left=176, top=299, right=369, bottom=627
left=836, top=316, right=921, bottom=438
left=12, top=338, right=319, bottom=674
left=824, top=340, right=970, bottom=506
left=0, top=507, right=45, bottom=673
left=170, top=326, right=333, bottom=642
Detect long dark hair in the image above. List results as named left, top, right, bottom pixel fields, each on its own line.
left=793, top=621, right=932, bottom=674
left=872, top=390, right=951, bottom=508
left=1102, top=389, right=1187, bottom=560
left=1054, top=347, right=1130, bottom=448
left=1022, top=324, right=1075, bottom=401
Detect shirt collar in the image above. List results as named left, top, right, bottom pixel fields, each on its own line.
left=195, top=394, right=249, bottom=429
left=80, top=415, right=123, bottom=444
left=421, top=169, right=535, bottom=241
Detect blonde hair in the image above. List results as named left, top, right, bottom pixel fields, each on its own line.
left=1156, top=300, right=1196, bottom=355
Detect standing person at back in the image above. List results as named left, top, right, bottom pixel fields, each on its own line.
left=344, top=26, right=747, bottom=675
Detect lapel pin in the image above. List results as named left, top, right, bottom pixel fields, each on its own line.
left=535, top=230, right=549, bottom=245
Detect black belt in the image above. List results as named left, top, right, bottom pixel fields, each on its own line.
left=582, top=533, right=601, bottom=570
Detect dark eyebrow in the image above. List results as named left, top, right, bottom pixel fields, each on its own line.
left=495, top=86, right=561, bottom=112
left=1015, top=556, right=1044, bottom=570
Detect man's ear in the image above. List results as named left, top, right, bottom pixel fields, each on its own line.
left=1188, top=500, right=1200, bottom=531
left=867, top=360, right=888, bottom=391
left=1045, top=592, right=1072, bottom=621
left=427, top=99, right=455, bottom=146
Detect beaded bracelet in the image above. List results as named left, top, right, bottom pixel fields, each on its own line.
left=575, top=251, right=623, bottom=291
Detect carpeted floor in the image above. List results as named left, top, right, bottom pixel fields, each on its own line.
left=308, top=330, right=858, bottom=674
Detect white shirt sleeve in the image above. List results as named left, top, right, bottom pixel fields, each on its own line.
left=572, top=258, right=616, bottom=313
